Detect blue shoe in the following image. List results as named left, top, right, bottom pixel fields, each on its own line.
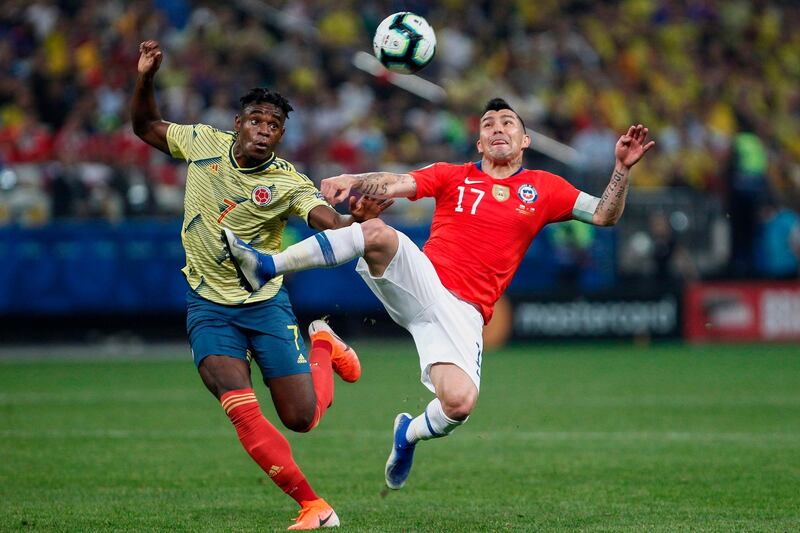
left=385, top=412, right=416, bottom=490
left=220, top=228, right=275, bottom=292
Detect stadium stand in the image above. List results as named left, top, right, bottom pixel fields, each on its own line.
left=1, top=0, right=798, bottom=290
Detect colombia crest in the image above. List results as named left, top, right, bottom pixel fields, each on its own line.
left=251, top=185, right=273, bottom=206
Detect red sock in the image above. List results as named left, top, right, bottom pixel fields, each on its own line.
left=221, top=389, right=318, bottom=504
left=306, top=339, right=334, bottom=431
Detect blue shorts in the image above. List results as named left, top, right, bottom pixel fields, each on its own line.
left=186, top=286, right=310, bottom=381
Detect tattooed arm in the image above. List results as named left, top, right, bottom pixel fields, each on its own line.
left=591, top=164, right=632, bottom=226
left=320, top=172, right=417, bottom=205
left=588, top=124, right=655, bottom=226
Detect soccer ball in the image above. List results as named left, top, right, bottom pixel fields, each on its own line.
left=372, top=12, right=436, bottom=74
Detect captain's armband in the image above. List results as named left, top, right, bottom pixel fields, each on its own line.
left=572, top=191, right=600, bottom=223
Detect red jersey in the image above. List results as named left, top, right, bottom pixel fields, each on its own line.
left=409, top=162, right=581, bottom=323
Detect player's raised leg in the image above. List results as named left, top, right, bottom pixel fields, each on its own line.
left=386, top=363, right=478, bottom=489
left=221, top=224, right=364, bottom=291
left=222, top=219, right=399, bottom=291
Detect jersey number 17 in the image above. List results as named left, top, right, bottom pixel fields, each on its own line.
left=455, top=186, right=484, bottom=215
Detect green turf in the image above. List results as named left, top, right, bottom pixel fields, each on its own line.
left=1, top=342, right=799, bottom=532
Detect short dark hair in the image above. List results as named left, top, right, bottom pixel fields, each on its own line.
left=239, top=88, right=294, bottom=118
left=483, top=98, right=525, bottom=131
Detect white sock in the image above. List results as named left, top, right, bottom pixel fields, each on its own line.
left=272, top=223, right=365, bottom=274
left=405, top=398, right=465, bottom=444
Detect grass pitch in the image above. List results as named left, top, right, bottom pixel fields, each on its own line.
left=1, top=342, right=798, bottom=532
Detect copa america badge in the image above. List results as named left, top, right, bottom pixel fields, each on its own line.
left=252, top=185, right=273, bottom=206
left=517, top=184, right=538, bottom=204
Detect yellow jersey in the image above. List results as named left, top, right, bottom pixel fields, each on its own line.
left=166, top=123, right=328, bottom=305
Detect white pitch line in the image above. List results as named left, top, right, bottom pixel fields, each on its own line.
left=3, top=391, right=798, bottom=408
left=1, top=428, right=797, bottom=444
left=0, top=390, right=202, bottom=405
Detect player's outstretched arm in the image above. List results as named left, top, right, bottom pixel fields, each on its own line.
left=320, top=173, right=417, bottom=205
left=307, top=196, right=394, bottom=231
left=592, top=124, right=655, bottom=226
left=131, top=40, right=171, bottom=155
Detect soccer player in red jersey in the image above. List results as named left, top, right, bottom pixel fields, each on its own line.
left=223, top=98, right=655, bottom=490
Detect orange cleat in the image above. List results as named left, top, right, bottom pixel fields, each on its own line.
left=308, top=320, right=361, bottom=383
left=287, top=498, right=340, bottom=530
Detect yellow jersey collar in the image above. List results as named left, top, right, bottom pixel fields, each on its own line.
left=229, top=141, right=276, bottom=174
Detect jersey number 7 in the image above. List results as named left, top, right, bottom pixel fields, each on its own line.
left=217, top=198, right=238, bottom=223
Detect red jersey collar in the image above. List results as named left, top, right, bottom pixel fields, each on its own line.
left=474, top=160, right=526, bottom=178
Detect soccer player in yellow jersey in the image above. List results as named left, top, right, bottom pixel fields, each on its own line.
left=131, top=40, right=387, bottom=530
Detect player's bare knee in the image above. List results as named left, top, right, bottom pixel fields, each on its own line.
left=440, top=389, right=478, bottom=421
left=275, top=399, right=315, bottom=432
left=198, top=356, right=251, bottom=400
left=360, top=218, right=395, bottom=253
left=280, top=409, right=315, bottom=433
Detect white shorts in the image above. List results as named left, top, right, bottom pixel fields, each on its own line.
left=355, top=232, right=484, bottom=393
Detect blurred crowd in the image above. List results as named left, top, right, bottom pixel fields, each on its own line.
left=1, top=0, right=799, bottom=278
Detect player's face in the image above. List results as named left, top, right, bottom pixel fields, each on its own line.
left=477, top=110, right=530, bottom=163
left=234, top=103, right=286, bottom=161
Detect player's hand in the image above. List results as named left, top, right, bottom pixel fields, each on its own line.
left=320, top=175, right=356, bottom=205
left=349, top=195, right=394, bottom=222
left=138, top=40, right=163, bottom=76
left=615, top=124, right=655, bottom=169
